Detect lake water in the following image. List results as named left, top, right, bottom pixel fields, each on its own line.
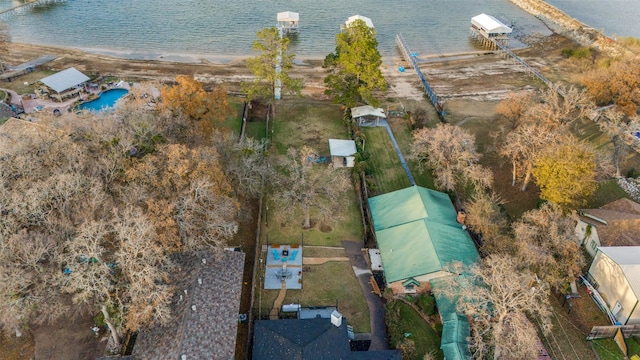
left=0, top=0, right=638, bottom=61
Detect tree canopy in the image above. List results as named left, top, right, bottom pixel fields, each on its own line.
left=436, top=256, right=552, bottom=359
left=0, top=83, right=240, bottom=346
left=582, top=58, right=640, bottom=116
left=410, top=123, right=492, bottom=193
left=244, top=27, right=303, bottom=109
left=532, top=138, right=597, bottom=209
left=323, top=20, right=387, bottom=107
left=273, top=146, right=349, bottom=229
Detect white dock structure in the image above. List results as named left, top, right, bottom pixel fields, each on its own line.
left=470, top=13, right=512, bottom=49
left=277, top=11, right=299, bottom=34
left=341, top=14, right=374, bottom=31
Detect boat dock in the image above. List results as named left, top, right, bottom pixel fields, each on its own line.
left=395, top=33, right=445, bottom=118
left=0, top=0, right=65, bottom=21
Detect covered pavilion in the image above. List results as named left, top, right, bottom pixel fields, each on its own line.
left=38, top=67, right=90, bottom=102
left=470, top=13, right=512, bottom=48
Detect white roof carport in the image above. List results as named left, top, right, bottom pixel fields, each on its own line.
left=329, top=139, right=357, bottom=157
left=346, top=15, right=374, bottom=29
left=40, top=67, right=90, bottom=94
left=277, top=11, right=299, bottom=22
left=351, top=105, right=386, bottom=119
left=471, top=13, right=512, bottom=34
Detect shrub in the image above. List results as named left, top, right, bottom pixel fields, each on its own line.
left=415, top=294, right=436, bottom=316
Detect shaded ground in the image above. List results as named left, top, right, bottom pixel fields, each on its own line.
left=33, top=313, right=107, bottom=360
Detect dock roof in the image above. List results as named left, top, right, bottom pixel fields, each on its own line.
left=40, top=67, right=89, bottom=93
left=277, top=11, right=299, bottom=22
left=471, top=13, right=512, bottom=34
left=346, top=14, right=374, bottom=29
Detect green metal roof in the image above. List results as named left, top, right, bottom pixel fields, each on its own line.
left=432, top=279, right=473, bottom=360
left=368, top=186, right=480, bottom=283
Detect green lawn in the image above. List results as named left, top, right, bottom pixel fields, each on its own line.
left=257, top=258, right=370, bottom=332
left=386, top=116, right=436, bottom=189
left=361, top=127, right=412, bottom=195
left=385, top=300, right=444, bottom=360
left=1, top=69, right=57, bottom=95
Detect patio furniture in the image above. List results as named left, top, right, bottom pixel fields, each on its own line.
left=272, top=249, right=280, bottom=261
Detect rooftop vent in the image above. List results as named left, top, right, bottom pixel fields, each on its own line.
left=198, top=278, right=202, bottom=285
left=202, top=258, right=207, bottom=265
left=191, top=305, right=197, bottom=312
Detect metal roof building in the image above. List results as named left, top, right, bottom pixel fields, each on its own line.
left=40, top=67, right=89, bottom=93
left=470, top=13, right=512, bottom=49
left=277, top=11, right=299, bottom=33
left=368, top=186, right=479, bottom=287
left=329, top=139, right=357, bottom=168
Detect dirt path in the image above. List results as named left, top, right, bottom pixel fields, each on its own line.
left=269, top=283, right=287, bottom=320
left=302, top=256, right=350, bottom=265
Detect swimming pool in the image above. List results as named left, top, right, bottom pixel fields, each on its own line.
left=77, top=88, right=128, bottom=111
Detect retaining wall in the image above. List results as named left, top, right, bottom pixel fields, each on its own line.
left=509, top=0, right=631, bottom=57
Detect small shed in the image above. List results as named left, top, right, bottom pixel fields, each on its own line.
left=277, top=11, right=299, bottom=33
left=588, top=246, right=640, bottom=325
left=39, top=67, right=90, bottom=102
left=328, top=139, right=357, bottom=168
left=345, top=14, right=374, bottom=29
left=470, top=13, right=512, bottom=48
left=351, top=105, right=386, bottom=127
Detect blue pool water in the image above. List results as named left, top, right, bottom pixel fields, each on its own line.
left=77, top=89, right=128, bottom=111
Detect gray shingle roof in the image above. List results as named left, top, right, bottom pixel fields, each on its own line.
left=133, top=250, right=245, bottom=360
left=252, top=318, right=401, bottom=360
left=40, top=67, right=89, bottom=93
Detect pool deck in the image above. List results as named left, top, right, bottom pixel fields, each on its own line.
left=5, top=81, right=131, bottom=115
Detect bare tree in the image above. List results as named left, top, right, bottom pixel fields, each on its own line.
left=499, top=123, right=564, bottom=191
left=176, top=178, right=239, bottom=251
left=214, top=131, right=273, bottom=198
left=410, top=124, right=493, bottom=193
left=463, top=193, right=513, bottom=255
left=495, top=91, right=534, bottom=130
left=527, top=85, right=594, bottom=128
left=597, top=109, right=640, bottom=177
left=274, top=146, right=350, bottom=229
left=435, top=256, right=552, bottom=359
left=512, top=203, right=584, bottom=293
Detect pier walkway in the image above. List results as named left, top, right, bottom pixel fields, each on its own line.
left=395, top=33, right=445, bottom=118
left=0, top=0, right=65, bottom=20
left=487, top=37, right=566, bottom=97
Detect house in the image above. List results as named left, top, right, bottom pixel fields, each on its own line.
left=132, top=250, right=245, bottom=359
left=588, top=246, right=640, bottom=325
left=575, top=198, right=640, bottom=257
left=368, top=186, right=480, bottom=294
left=252, top=310, right=400, bottom=359
left=329, top=139, right=357, bottom=168
left=351, top=105, right=386, bottom=127
left=38, top=67, right=90, bottom=102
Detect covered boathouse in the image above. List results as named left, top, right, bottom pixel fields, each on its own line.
left=470, top=13, right=512, bottom=49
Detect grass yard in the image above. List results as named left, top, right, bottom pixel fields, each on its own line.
left=361, top=127, right=412, bottom=195
left=270, top=99, right=347, bottom=155
left=591, top=336, right=640, bottom=360
left=386, top=116, right=436, bottom=189
left=263, top=99, right=363, bottom=246
left=584, top=179, right=630, bottom=209
left=302, top=246, right=348, bottom=257
left=385, top=300, right=444, bottom=360
left=257, top=259, right=370, bottom=332
left=538, top=290, right=598, bottom=360
left=263, top=184, right=363, bottom=246
left=1, top=70, right=56, bottom=95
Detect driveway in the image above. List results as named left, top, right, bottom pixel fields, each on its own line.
left=342, top=240, right=389, bottom=351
